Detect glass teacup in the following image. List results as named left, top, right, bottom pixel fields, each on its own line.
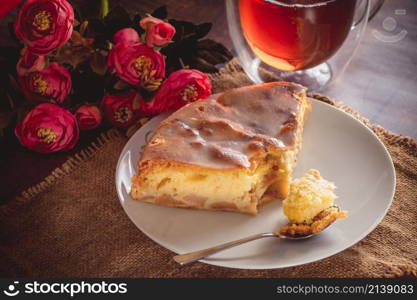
left=226, top=0, right=384, bottom=91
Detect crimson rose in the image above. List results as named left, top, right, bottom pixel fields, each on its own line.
left=18, top=62, right=72, bottom=103
left=16, top=49, right=46, bottom=76
left=14, top=0, right=74, bottom=55
left=107, top=43, right=165, bottom=91
left=15, top=103, right=79, bottom=153
left=113, top=28, right=140, bottom=45
left=101, top=91, right=139, bottom=128
left=75, top=104, right=102, bottom=130
left=140, top=69, right=211, bottom=115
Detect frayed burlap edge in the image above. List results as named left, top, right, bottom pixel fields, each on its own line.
left=19, top=129, right=123, bottom=200
left=0, top=129, right=123, bottom=218
left=384, top=265, right=417, bottom=278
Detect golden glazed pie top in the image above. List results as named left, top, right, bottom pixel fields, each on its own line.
left=140, top=82, right=307, bottom=169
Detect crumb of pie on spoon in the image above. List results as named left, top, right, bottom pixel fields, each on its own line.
left=278, top=169, right=347, bottom=237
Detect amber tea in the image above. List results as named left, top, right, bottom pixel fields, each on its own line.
left=239, top=0, right=357, bottom=71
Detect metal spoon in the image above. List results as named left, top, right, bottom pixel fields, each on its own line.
left=173, top=206, right=343, bottom=265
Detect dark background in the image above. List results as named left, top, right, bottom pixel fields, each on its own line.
left=1, top=0, right=416, bottom=202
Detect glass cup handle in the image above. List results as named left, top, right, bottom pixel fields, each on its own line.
left=354, top=0, right=384, bottom=28
left=369, top=0, right=385, bottom=21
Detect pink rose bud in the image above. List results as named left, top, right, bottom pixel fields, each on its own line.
left=107, top=43, right=165, bottom=91
left=15, top=103, right=79, bottom=153
left=101, top=90, right=138, bottom=128
left=140, top=69, right=211, bottom=116
left=140, top=17, right=176, bottom=47
left=113, top=28, right=140, bottom=45
left=16, top=50, right=46, bottom=76
left=139, top=17, right=163, bottom=29
left=14, top=0, right=74, bottom=55
left=75, top=104, right=102, bottom=130
left=18, top=62, right=72, bottom=103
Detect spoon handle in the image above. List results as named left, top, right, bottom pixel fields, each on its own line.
left=173, top=232, right=276, bottom=265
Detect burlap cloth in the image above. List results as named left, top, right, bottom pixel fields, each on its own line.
left=1, top=61, right=416, bottom=278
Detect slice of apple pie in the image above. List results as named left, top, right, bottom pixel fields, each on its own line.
left=131, top=82, right=311, bottom=215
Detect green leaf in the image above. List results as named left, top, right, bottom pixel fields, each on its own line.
left=195, top=49, right=226, bottom=66
left=160, top=19, right=232, bottom=73
left=189, top=57, right=219, bottom=73
left=71, top=66, right=105, bottom=103
left=104, top=5, right=131, bottom=24
left=169, top=19, right=199, bottom=41
left=72, top=6, right=84, bottom=26
left=151, top=6, right=168, bottom=19
left=84, top=18, right=106, bottom=45
left=132, top=14, right=145, bottom=35
left=90, top=51, right=108, bottom=75
left=194, top=23, right=212, bottom=40
left=195, top=39, right=233, bottom=67
left=103, top=5, right=132, bottom=40
left=162, top=37, right=233, bottom=74
left=197, top=39, right=233, bottom=59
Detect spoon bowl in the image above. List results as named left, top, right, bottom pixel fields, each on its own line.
left=173, top=206, right=344, bottom=265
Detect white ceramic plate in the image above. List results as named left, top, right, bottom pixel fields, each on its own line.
left=115, top=99, right=395, bottom=270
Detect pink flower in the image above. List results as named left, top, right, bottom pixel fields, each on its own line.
left=107, top=43, right=165, bottom=91
left=139, top=17, right=163, bottom=29
left=140, top=69, right=211, bottom=115
left=113, top=28, right=140, bottom=45
left=75, top=104, right=102, bottom=130
left=140, top=17, right=176, bottom=47
left=15, top=103, right=79, bottom=153
left=14, top=0, right=74, bottom=55
left=18, top=62, right=72, bottom=103
left=101, top=91, right=139, bottom=128
left=16, top=50, right=46, bottom=76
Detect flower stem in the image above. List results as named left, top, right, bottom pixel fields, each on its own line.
left=99, top=0, right=109, bottom=19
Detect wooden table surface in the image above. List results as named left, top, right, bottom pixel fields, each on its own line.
left=1, top=0, right=416, bottom=202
